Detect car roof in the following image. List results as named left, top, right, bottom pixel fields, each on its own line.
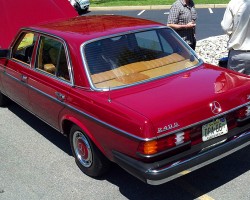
left=27, top=15, right=164, bottom=44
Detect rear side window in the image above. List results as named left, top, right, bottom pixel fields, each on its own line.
left=36, top=36, right=70, bottom=82
left=12, top=32, right=37, bottom=65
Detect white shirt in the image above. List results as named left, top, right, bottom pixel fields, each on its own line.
left=221, top=0, right=250, bottom=50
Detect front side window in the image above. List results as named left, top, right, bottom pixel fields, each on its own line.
left=84, top=28, right=200, bottom=90
left=12, top=32, right=37, bottom=65
left=36, top=36, right=70, bottom=81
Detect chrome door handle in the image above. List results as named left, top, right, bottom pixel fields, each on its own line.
left=55, top=92, right=65, bottom=101
left=21, top=75, right=28, bottom=82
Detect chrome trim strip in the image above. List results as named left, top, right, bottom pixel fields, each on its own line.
left=5, top=66, right=250, bottom=142
left=4, top=70, right=63, bottom=105
left=11, top=58, right=32, bottom=68
left=29, top=87, right=144, bottom=141
left=4, top=68, right=250, bottom=144
left=65, top=103, right=144, bottom=141
left=3, top=71, right=28, bottom=87
left=62, top=99, right=250, bottom=142
left=3, top=70, right=144, bottom=141
left=3, top=29, right=250, bottom=142
left=28, top=84, right=65, bottom=105
left=3, top=68, right=250, bottom=142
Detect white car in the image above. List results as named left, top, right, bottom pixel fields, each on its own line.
left=69, top=0, right=90, bottom=14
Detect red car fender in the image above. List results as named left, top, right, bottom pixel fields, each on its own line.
left=59, top=113, right=108, bottom=157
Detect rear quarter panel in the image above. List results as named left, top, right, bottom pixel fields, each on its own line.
left=59, top=88, right=152, bottom=160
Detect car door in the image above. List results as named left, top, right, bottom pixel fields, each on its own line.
left=28, top=35, right=73, bottom=129
left=1, top=31, right=38, bottom=110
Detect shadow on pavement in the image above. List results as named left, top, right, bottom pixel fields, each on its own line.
left=8, top=102, right=72, bottom=156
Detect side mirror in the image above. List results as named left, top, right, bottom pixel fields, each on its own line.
left=0, top=49, right=10, bottom=58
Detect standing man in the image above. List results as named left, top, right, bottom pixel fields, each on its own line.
left=167, top=0, right=197, bottom=50
left=221, top=0, right=250, bottom=75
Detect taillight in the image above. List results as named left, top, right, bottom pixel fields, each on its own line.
left=236, top=105, right=250, bottom=120
left=137, top=131, right=190, bottom=156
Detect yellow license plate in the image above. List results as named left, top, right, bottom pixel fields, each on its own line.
left=202, top=118, right=228, bottom=141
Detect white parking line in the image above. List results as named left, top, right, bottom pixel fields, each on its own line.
left=138, top=10, right=145, bottom=16
left=164, top=12, right=169, bottom=15
left=208, top=8, right=213, bottom=14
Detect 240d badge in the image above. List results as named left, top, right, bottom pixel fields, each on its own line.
left=157, top=122, right=180, bottom=133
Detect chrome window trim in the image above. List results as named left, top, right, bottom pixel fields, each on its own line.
left=21, top=28, right=75, bottom=86
left=10, top=58, right=33, bottom=68
left=9, top=31, right=38, bottom=68
left=80, top=26, right=202, bottom=92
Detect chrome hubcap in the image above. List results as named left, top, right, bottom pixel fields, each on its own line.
left=73, top=131, right=92, bottom=167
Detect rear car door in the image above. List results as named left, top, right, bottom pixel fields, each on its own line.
left=1, top=31, right=38, bottom=110
left=28, top=35, right=73, bottom=129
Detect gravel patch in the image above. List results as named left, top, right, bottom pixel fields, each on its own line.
left=196, top=34, right=229, bottom=66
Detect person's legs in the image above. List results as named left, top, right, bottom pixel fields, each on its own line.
left=227, top=50, right=250, bottom=75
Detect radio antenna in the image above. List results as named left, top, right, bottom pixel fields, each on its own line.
left=108, top=86, right=112, bottom=103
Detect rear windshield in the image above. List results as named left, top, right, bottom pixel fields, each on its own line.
left=83, top=28, right=200, bottom=90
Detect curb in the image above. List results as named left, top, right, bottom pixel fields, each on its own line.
left=90, top=4, right=227, bottom=11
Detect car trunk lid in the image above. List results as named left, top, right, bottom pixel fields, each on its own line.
left=111, top=64, right=250, bottom=137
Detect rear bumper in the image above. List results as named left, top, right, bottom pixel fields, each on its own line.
left=113, top=131, right=250, bottom=185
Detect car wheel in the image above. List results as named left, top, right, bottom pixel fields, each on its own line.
left=0, top=92, right=10, bottom=107
left=69, top=125, right=110, bottom=177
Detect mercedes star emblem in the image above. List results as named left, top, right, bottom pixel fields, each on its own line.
left=209, top=101, right=222, bottom=114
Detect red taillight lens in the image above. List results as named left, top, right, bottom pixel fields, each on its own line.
left=137, top=131, right=190, bottom=155
left=236, top=106, right=250, bottom=120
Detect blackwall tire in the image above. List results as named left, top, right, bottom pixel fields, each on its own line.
left=0, top=92, right=10, bottom=107
left=69, top=125, right=110, bottom=177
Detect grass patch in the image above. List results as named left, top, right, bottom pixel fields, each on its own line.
left=91, top=0, right=230, bottom=6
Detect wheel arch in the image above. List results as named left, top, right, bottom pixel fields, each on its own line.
left=60, top=115, right=108, bottom=158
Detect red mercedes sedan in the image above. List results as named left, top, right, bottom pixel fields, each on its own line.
left=0, top=15, right=249, bottom=185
